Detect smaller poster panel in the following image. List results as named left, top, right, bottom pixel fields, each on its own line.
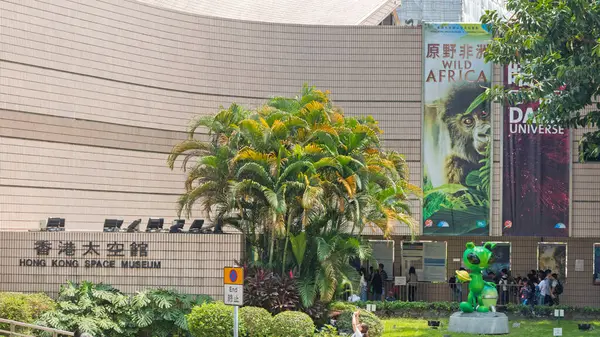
left=423, top=242, right=447, bottom=282
left=594, top=244, right=600, bottom=285
left=538, top=243, right=567, bottom=281
left=370, top=240, right=395, bottom=280
left=402, top=242, right=424, bottom=281
left=481, top=242, right=511, bottom=277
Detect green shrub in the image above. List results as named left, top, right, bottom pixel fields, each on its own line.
left=0, top=292, right=56, bottom=333
left=23, top=293, right=56, bottom=318
left=336, top=309, right=383, bottom=337
left=270, top=311, right=314, bottom=337
left=0, top=293, right=34, bottom=325
left=130, top=289, right=212, bottom=337
left=35, top=281, right=135, bottom=337
left=240, top=306, right=272, bottom=337
left=187, top=301, right=245, bottom=337
left=302, top=301, right=330, bottom=327
left=329, top=302, right=357, bottom=312
left=314, top=325, right=338, bottom=337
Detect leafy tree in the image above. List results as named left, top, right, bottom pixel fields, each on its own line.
left=36, top=282, right=211, bottom=337
left=130, top=289, right=211, bottom=337
left=36, top=281, right=135, bottom=337
left=169, top=85, right=420, bottom=306
left=477, top=0, right=600, bottom=161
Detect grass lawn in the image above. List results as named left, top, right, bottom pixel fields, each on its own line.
left=382, top=318, right=600, bottom=336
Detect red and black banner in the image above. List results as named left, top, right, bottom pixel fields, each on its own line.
left=502, top=64, right=570, bottom=237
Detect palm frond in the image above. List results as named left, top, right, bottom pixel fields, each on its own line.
left=233, top=147, right=275, bottom=163
left=236, top=162, right=273, bottom=186
left=278, top=160, right=316, bottom=183
left=167, top=140, right=212, bottom=170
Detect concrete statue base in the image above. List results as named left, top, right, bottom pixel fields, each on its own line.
left=448, top=311, right=509, bottom=335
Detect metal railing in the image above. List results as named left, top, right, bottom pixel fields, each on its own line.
left=0, top=319, right=74, bottom=337
left=341, top=282, right=573, bottom=307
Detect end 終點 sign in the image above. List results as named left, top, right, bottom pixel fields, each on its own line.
left=224, top=267, right=244, bottom=306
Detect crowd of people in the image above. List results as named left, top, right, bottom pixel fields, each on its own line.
left=358, top=263, right=389, bottom=301
left=350, top=264, right=564, bottom=307
left=450, top=268, right=564, bottom=307
left=517, top=269, right=564, bottom=306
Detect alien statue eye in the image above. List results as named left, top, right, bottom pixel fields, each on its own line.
left=480, top=110, right=489, bottom=118
left=463, top=116, right=474, bottom=126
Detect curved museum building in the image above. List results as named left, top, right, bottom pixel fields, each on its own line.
left=0, top=0, right=599, bottom=305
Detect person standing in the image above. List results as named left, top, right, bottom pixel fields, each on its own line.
left=551, top=273, right=562, bottom=305
left=367, top=266, right=374, bottom=300
left=379, top=263, right=388, bottom=300
left=449, top=267, right=464, bottom=302
left=407, top=266, right=418, bottom=302
left=539, top=272, right=555, bottom=305
left=359, top=268, right=368, bottom=302
left=371, top=269, right=382, bottom=300
left=499, top=270, right=509, bottom=305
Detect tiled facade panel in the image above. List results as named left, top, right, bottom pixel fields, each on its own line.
left=0, top=186, right=186, bottom=231
left=0, top=231, right=244, bottom=298
left=0, top=109, right=186, bottom=154
left=0, top=0, right=420, bottom=102
left=0, top=0, right=598, bottom=238
left=0, top=137, right=185, bottom=194
left=0, top=0, right=423, bottom=234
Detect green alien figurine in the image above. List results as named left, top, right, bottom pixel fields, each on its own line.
left=455, top=242, right=499, bottom=313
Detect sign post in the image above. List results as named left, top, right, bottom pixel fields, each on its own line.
left=224, top=267, right=244, bottom=337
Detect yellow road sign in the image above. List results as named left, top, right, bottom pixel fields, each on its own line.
left=224, top=267, right=244, bottom=285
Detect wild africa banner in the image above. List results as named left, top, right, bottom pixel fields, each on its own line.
left=502, top=64, right=570, bottom=237
left=422, top=23, right=492, bottom=236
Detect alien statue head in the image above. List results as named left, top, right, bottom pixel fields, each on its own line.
left=463, top=241, right=495, bottom=272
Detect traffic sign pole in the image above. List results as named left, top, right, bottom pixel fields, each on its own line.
left=234, top=305, right=239, bottom=337
left=224, top=267, right=244, bottom=337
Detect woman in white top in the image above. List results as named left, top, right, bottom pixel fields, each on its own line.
left=360, top=268, right=368, bottom=301
left=352, top=311, right=369, bottom=337
left=407, top=266, right=418, bottom=302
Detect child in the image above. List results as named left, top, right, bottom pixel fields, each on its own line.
left=352, top=311, right=369, bottom=337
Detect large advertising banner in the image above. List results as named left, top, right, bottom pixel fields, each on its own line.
left=422, top=23, right=492, bottom=236
left=502, top=64, right=570, bottom=237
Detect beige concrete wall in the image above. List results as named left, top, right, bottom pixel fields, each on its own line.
left=0, top=0, right=598, bottom=237
left=0, top=231, right=244, bottom=298
left=0, top=0, right=421, bottom=234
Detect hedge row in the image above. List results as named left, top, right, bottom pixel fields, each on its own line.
left=187, top=302, right=384, bottom=337
left=332, top=300, right=600, bottom=319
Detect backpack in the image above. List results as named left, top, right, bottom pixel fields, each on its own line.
left=520, top=286, right=531, bottom=300
left=449, top=276, right=457, bottom=289
left=555, top=280, right=563, bottom=295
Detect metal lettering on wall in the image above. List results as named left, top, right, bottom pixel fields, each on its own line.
left=19, top=240, right=161, bottom=269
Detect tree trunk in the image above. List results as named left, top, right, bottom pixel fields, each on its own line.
left=268, top=230, right=275, bottom=267
left=281, top=211, right=294, bottom=275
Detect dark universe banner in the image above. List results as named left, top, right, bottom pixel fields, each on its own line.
left=422, top=23, right=492, bottom=236
left=502, top=64, right=570, bottom=237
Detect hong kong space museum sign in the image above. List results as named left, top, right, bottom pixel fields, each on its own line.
left=18, top=240, right=162, bottom=269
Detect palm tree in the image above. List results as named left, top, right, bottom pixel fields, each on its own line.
left=168, top=85, right=420, bottom=306
left=167, top=104, right=249, bottom=231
